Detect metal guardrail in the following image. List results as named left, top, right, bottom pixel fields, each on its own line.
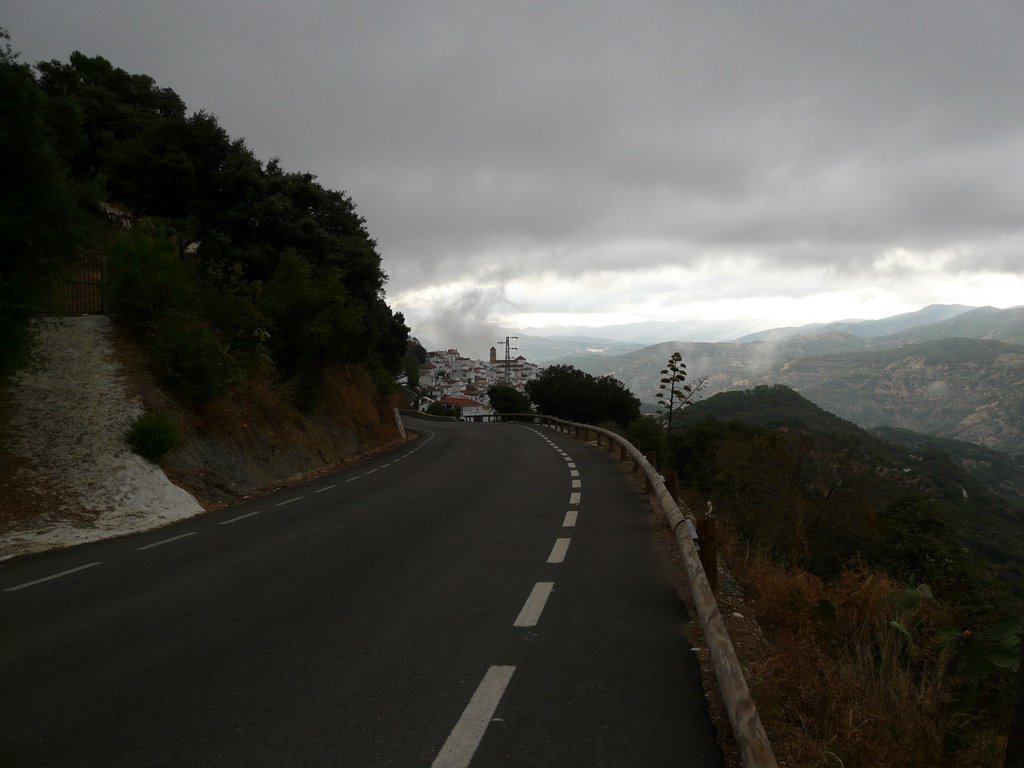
left=506, top=413, right=778, bottom=768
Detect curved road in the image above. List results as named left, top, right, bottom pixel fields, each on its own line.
left=1, top=417, right=722, bottom=767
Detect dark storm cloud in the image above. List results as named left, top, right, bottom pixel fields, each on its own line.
left=6, top=1, right=1024, bottom=318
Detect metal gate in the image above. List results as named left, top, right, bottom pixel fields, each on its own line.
left=43, top=255, right=105, bottom=315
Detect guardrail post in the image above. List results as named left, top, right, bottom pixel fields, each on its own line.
left=664, top=468, right=680, bottom=500
left=695, top=518, right=718, bottom=594
left=644, top=452, right=656, bottom=492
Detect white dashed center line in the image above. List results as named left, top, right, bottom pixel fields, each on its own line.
left=562, top=510, right=578, bottom=528
left=136, top=532, right=198, bottom=551
left=276, top=496, right=304, bottom=507
left=514, top=582, right=555, bottom=627
left=431, top=665, right=516, bottom=768
left=569, top=491, right=581, bottom=505
left=219, top=511, right=261, bottom=525
left=547, top=537, right=571, bottom=564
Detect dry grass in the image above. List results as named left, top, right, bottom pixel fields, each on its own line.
left=716, top=528, right=1009, bottom=767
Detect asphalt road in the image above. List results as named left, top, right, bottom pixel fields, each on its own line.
left=1, top=417, right=722, bottom=767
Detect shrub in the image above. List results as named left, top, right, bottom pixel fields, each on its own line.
left=105, top=232, right=198, bottom=329
left=147, top=310, right=238, bottom=402
left=125, top=411, right=182, bottom=462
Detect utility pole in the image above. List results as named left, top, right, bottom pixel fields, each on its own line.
left=497, top=336, right=518, bottom=384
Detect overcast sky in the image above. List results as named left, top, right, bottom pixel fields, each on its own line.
left=7, top=1, right=1024, bottom=351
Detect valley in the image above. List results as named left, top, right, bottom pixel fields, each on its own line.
left=531, top=304, right=1024, bottom=455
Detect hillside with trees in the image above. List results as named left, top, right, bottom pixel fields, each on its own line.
left=0, top=33, right=409, bottom=501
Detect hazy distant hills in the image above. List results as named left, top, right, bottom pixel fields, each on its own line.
left=772, top=338, right=1024, bottom=453
left=733, top=303, right=976, bottom=342
left=882, top=305, right=1024, bottom=347
left=546, top=304, right=1024, bottom=454
left=497, top=333, right=644, bottom=363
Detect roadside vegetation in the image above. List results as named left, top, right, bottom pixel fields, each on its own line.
left=624, top=383, right=1022, bottom=766
left=125, top=411, right=182, bottom=462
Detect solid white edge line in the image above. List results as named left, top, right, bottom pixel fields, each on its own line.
left=219, top=511, right=261, bottom=525
left=513, top=581, right=554, bottom=627
left=431, top=666, right=516, bottom=768
left=562, top=510, right=578, bottom=528
left=4, top=561, right=103, bottom=592
left=569, top=492, right=581, bottom=505
left=136, top=532, right=198, bottom=551
left=547, top=537, right=571, bottom=564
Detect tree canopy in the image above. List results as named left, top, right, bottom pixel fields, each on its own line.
left=0, top=31, right=84, bottom=379
left=525, top=364, right=640, bottom=427
left=487, top=384, right=532, bottom=415
left=2, top=37, right=408, bottom=400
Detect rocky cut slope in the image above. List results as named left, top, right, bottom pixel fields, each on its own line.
left=0, top=317, right=203, bottom=557
left=0, top=316, right=407, bottom=559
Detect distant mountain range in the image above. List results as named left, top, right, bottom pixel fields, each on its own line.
left=732, top=303, right=976, bottom=342
left=541, top=304, right=1024, bottom=454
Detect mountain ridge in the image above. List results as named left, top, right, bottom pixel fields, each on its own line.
left=548, top=305, right=1024, bottom=454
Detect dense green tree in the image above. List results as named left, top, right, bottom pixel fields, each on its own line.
left=595, top=374, right=642, bottom=426
left=487, top=384, right=532, bottom=415
left=399, top=339, right=427, bottom=390
left=525, top=364, right=639, bottom=427
left=0, top=31, right=82, bottom=380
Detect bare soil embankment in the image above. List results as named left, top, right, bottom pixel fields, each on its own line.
left=0, top=316, right=405, bottom=559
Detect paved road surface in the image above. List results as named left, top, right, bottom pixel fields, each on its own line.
left=1, top=418, right=722, bottom=767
